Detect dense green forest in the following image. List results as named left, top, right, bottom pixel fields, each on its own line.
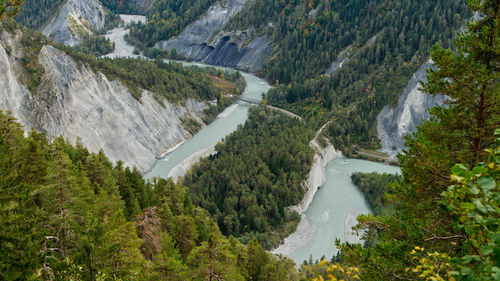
left=229, top=0, right=470, bottom=150
left=183, top=106, right=314, bottom=249
left=14, top=0, right=65, bottom=30
left=351, top=172, right=402, bottom=216
left=126, top=0, right=217, bottom=51
left=310, top=2, right=499, bottom=280
left=73, top=34, right=115, bottom=57
left=1, top=0, right=498, bottom=280
left=0, top=111, right=306, bottom=281
left=0, top=19, right=236, bottom=105
left=100, top=0, right=141, bottom=14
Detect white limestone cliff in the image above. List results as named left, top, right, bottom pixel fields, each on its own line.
left=42, top=0, right=106, bottom=46
left=157, top=0, right=273, bottom=72
left=377, top=61, right=447, bottom=158
left=272, top=137, right=343, bottom=256
left=0, top=38, right=207, bottom=173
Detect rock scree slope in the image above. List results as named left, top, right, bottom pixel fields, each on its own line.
left=377, top=61, right=447, bottom=158
left=0, top=35, right=207, bottom=173
left=157, top=0, right=273, bottom=72
left=42, top=0, right=106, bottom=46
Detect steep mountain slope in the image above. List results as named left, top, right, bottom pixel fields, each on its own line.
left=133, top=0, right=468, bottom=152
left=0, top=111, right=302, bottom=280
left=377, top=61, right=447, bottom=157
left=155, top=0, right=273, bottom=72
left=249, top=0, right=469, bottom=152
left=41, top=0, right=106, bottom=46
left=17, top=0, right=107, bottom=46
left=15, top=0, right=66, bottom=30
left=0, top=24, right=231, bottom=172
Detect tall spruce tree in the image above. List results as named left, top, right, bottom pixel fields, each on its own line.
left=337, top=1, right=499, bottom=280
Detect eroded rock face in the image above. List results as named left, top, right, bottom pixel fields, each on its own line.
left=326, top=45, right=352, bottom=76
left=377, top=61, right=447, bottom=157
left=157, top=0, right=273, bottom=72
left=0, top=39, right=33, bottom=128
left=272, top=138, right=342, bottom=256
left=0, top=42, right=206, bottom=173
left=42, top=0, right=106, bottom=46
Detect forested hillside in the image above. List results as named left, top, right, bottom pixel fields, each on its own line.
left=183, top=106, right=315, bottom=249
left=126, top=0, right=217, bottom=51
left=1, top=0, right=498, bottom=280
left=1, top=19, right=232, bottom=104
left=310, top=1, right=500, bottom=280
left=15, top=0, right=65, bottom=30
left=244, top=0, right=471, bottom=151
left=100, top=0, right=141, bottom=14
left=351, top=172, right=402, bottom=216
left=0, top=111, right=303, bottom=280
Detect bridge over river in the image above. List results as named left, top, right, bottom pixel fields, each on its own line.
left=230, top=96, right=304, bottom=122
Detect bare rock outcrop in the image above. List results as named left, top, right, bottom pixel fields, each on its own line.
left=0, top=41, right=207, bottom=173
left=42, top=0, right=106, bottom=46
left=157, top=0, right=273, bottom=72
left=377, top=61, right=447, bottom=157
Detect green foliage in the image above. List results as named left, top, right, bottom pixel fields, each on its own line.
left=351, top=172, right=402, bottom=216
left=101, top=11, right=121, bottom=34
left=442, top=134, right=500, bottom=280
left=15, top=0, right=120, bottom=56
left=0, top=112, right=148, bottom=280
left=404, top=136, right=500, bottom=281
left=126, top=0, right=217, bottom=50
left=73, top=34, right=115, bottom=57
left=1, top=20, right=232, bottom=104
left=1, top=0, right=23, bottom=19
left=421, top=3, right=500, bottom=165
left=18, top=26, right=47, bottom=93
left=15, top=0, right=64, bottom=29
left=100, top=0, right=147, bottom=15
left=337, top=1, right=500, bottom=280
left=254, top=0, right=469, bottom=149
left=183, top=106, right=314, bottom=249
left=180, top=116, right=203, bottom=135
left=0, top=111, right=302, bottom=280
left=56, top=44, right=224, bottom=103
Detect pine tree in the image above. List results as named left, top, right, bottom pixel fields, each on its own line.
left=422, top=0, right=499, bottom=165
left=149, top=232, right=188, bottom=281
left=187, top=233, right=244, bottom=281
left=338, top=1, right=499, bottom=280
left=0, top=0, right=22, bottom=18
left=246, top=238, right=269, bottom=281
left=0, top=113, right=42, bottom=280
left=115, top=161, right=141, bottom=220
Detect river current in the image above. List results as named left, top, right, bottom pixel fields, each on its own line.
left=146, top=71, right=271, bottom=179
left=108, top=16, right=400, bottom=264
left=146, top=68, right=400, bottom=263
left=283, top=158, right=400, bottom=263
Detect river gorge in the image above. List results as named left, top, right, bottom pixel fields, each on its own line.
left=109, top=15, right=400, bottom=265
left=143, top=63, right=400, bottom=264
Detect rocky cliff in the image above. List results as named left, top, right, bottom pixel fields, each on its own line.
left=42, top=0, right=106, bottom=46
left=156, top=0, right=273, bottom=72
left=0, top=34, right=207, bottom=173
left=272, top=136, right=342, bottom=256
left=377, top=61, right=447, bottom=158
left=289, top=138, right=343, bottom=214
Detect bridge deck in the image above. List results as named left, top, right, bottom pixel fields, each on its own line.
left=230, top=96, right=304, bottom=122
